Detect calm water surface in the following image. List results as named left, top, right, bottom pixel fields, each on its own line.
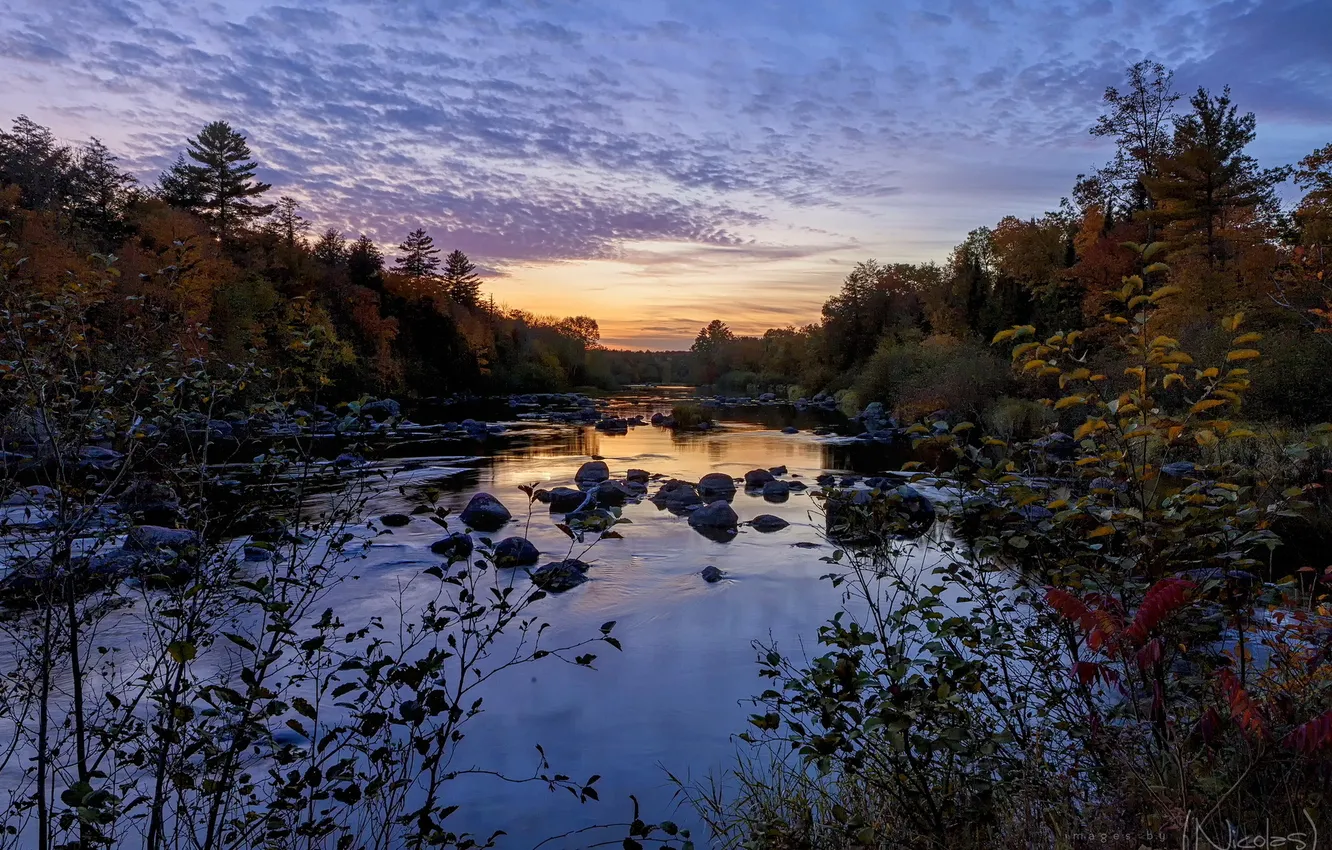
left=315, top=391, right=933, bottom=846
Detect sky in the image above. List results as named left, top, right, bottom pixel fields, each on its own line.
left=2, top=0, right=1330, bottom=349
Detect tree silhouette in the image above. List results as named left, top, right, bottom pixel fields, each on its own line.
left=168, top=121, right=274, bottom=236
left=268, top=196, right=310, bottom=248
left=348, top=234, right=385, bottom=290
left=442, top=249, right=482, bottom=307
left=394, top=228, right=441, bottom=281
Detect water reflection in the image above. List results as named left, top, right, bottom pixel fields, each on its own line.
left=319, top=396, right=927, bottom=845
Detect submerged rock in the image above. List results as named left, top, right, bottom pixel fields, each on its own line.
left=701, top=565, right=724, bottom=583
left=379, top=513, right=412, bottom=528
left=530, top=559, right=591, bottom=592
left=459, top=493, right=511, bottom=531
left=625, top=468, right=651, bottom=484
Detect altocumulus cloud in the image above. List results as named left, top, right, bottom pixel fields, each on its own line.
left=1, top=0, right=1329, bottom=280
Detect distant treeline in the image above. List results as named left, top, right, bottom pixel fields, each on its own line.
left=686, top=61, right=1332, bottom=425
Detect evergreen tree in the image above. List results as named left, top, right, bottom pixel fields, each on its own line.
left=0, top=115, right=75, bottom=212
left=312, top=228, right=348, bottom=266
left=394, top=228, right=441, bottom=280
left=1143, top=87, right=1290, bottom=273
left=70, top=138, right=137, bottom=243
left=347, top=234, right=385, bottom=289
left=175, top=121, right=274, bottom=236
left=267, top=196, right=309, bottom=248
left=157, top=153, right=205, bottom=211
left=442, top=249, right=482, bottom=307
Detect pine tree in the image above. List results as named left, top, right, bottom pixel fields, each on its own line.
left=442, top=249, right=482, bottom=307
left=176, top=121, right=274, bottom=236
left=0, top=115, right=75, bottom=212
left=1143, top=87, right=1289, bottom=273
left=394, top=228, right=441, bottom=281
left=312, top=228, right=347, bottom=266
left=157, top=153, right=205, bottom=210
left=70, top=137, right=136, bottom=243
left=267, top=196, right=309, bottom=248
left=348, top=235, right=385, bottom=289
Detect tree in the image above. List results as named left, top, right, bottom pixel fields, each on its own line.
left=394, top=228, right=441, bottom=281
left=1077, top=60, right=1180, bottom=219
left=1143, top=87, right=1289, bottom=285
left=442, top=249, right=482, bottom=307
left=70, top=138, right=137, bottom=242
left=347, top=234, right=384, bottom=290
left=0, top=115, right=75, bottom=212
left=1294, top=143, right=1332, bottom=262
left=312, top=228, right=347, bottom=266
left=172, top=121, right=274, bottom=236
left=156, top=154, right=205, bottom=211
left=691, top=319, right=735, bottom=383
left=555, top=315, right=601, bottom=348
left=267, top=195, right=309, bottom=248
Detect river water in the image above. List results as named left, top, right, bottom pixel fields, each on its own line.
left=312, top=389, right=933, bottom=846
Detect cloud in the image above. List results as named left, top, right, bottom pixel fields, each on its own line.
left=2, top=0, right=1329, bottom=347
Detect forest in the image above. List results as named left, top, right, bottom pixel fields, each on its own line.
left=687, top=62, right=1332, bottom=431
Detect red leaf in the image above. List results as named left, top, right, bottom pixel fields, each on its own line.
left=1135, top=637, right=1163, bottom=671
left=1283, top=710, right=1332, bottom=756
left=1218, top=668, right=1269, bottom=741
left=1124, top=578, right=1195, bottom=646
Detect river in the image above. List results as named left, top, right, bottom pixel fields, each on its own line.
left=309, top=389, right=933, bottom=846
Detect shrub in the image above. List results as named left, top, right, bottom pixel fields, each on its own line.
left=671, top=403, right=711, bottom=429
left=693, top=245, right=1332, bottom=848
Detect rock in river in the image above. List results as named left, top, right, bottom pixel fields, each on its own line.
left=688, top=500, right=739, bottom=529
left=652, top=480, right=703, bottom=511
left=530, top=559, right=591, bottom=592
left=546, top=486, right=591, bottom=513
left=697, top=472, right=737, bottom=500
left=751, top=514, right=790, bottom=532
left=459, top=493, right=511, bottom=531
left=575, top=460, right=610, bottom=484
left=379, top=513, right=412, bottom=528
left=125, top=526, right=199, bottom=552
left=744, top=468, right=776, bottom=489
left=494, top=536, right=540, bottom=567
left=701, top=565, right=724, bottom=583
left=430, top=532, right=474, bottom=560
left=762, top=481, right=790, bottom=502
left=625, top=468, right=651, bottom=484
left=595, top=480, right=635, bottom=506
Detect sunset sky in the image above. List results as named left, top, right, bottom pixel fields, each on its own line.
left=3, top=0, right=1329, bottom=348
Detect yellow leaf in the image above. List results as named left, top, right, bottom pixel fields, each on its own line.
left=1074, top=419, right=1106, bottom=440
left=1045, top=333, right=1065, bottom=346
left=982, top=437, right=1007, bottom=447
left=1059, top=368, right=1091, bottom=387
left=1233, top=332, right=1262, bottom=345
left=1012, top=341, right=1039, bottom=360
left=1038, top=366, right=1061, bottom=377
left=1195, top=430, right=1218, bottom=447
left=1128, top=295, right=1150, bottom=309
left=1076, top=457, right=1102, bottom=467
left=1149, top=335, right=1179, bottom=349
left=1023, top=359, right=1047, bottom=372
left=1149, top=285, right=1182, bottom=302
left=1054, top=395, right=1085, bottom=410
left=1191, top=398, right=1227, bottom=414
left=1196, top=367, right=1219, bottom=379
left=1163, top=373, right=1186, bottom=389
left=1227, top=428, right=1257, bottom=439
left=1088, top=525, right=1115, bottom=538
left=1015, top=325, right=1037, bottom=338
left=1103, top=315, right=1129, bottom=325
left=951, top=422, right=975, bottom=433
left=1226, top=349, right=1260, bottom=361
left=1163, top=351, right=1193, bottom=364
left=992, top=328, right=1016, bottom=344
left=1143, top=262, right=1170, bottom=275
left=1125, top=366, right=1146, bottom=380
left=1090, top=374, right=1107, bottom=382
left=1047, top=499, right=1068, bottom=510
left=1067, top=331, right=1082, bottom=346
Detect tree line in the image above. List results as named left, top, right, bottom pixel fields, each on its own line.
left=689, top=61, right=1332, bottom=425
left=0, top=117, right=613, bottom=401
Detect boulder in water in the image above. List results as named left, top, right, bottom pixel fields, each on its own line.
left=697, top=472, right=737, bottom=500
left=751, top=514, right=790, bottom=532
left=459, top=493, right=511, bottom=531
left=494, top=536, right=540, bottom=567
left=744, top=468, right=775, bottom=489
left=430, top=532, right=474, bottom=560
left=701, top=565, right=724, bottom=582
left=546, top=486, right=590, bottom=513
left=530, top=559, right=590, bottom=592
left=575, top=460, right=610, bottom=484
left=688, top=500, right=739, bottom=529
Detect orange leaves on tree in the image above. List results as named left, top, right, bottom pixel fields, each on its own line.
left=1218, top=668, right=1269, bottom=742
